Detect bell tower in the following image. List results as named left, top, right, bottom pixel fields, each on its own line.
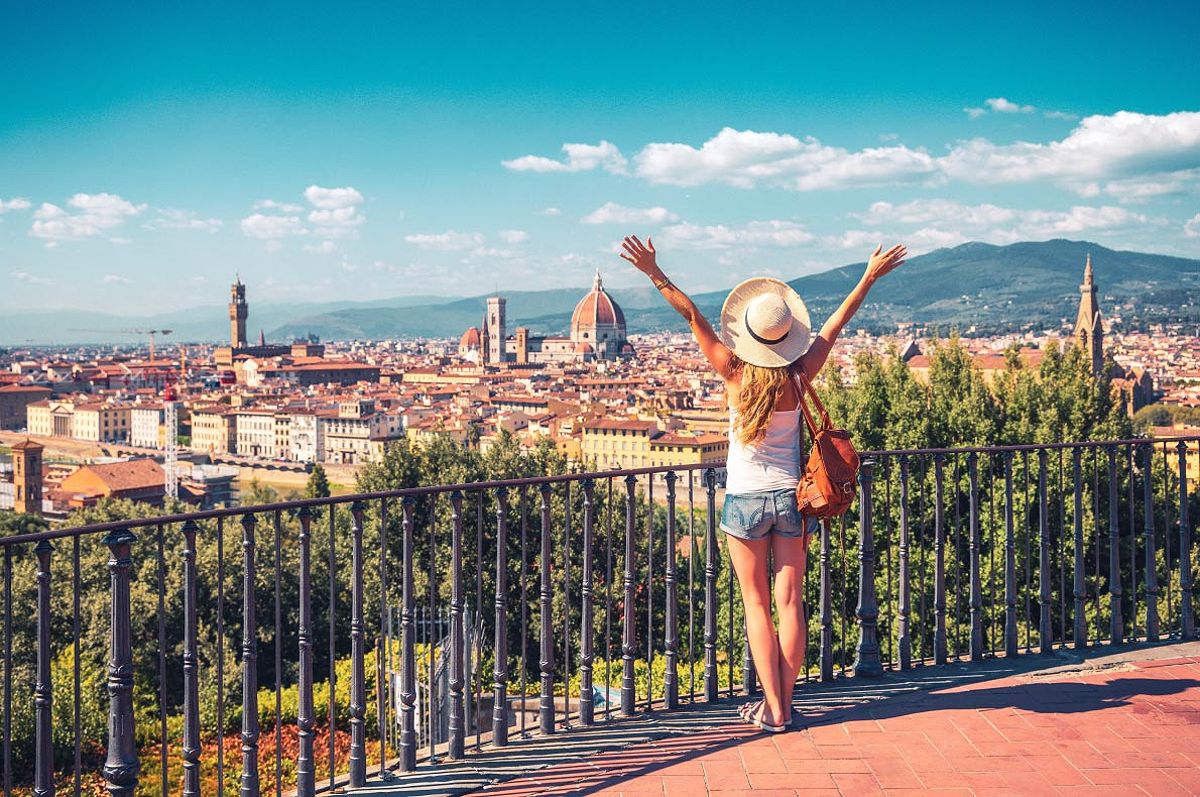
left=12, top=439, right=43, bottom=516
left=230, top=276, right=248, bottom=348
left=487, top=296, right=507, bottom=364
left=1073, top=254, right=1104, bottom=375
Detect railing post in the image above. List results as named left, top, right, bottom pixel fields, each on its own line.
left=621, top=475, right=638, bottom=715
left=1003, top=453, right=1018, bottom=658
left=100, top=528, right=138, bottom=797
left=1107, top=446, right=1123, bottom=645
left=663, top=472, right=679, bottom=709
left=968, top=451, right=983, bottom=662
left=295, top=508, right=315, bottom=796
left=897, top=455, right=912, bottom=671
left=349, top=501, right=367, bottom=786
left=703, top=469, right=719, bottom=700
left=239, top=514, right=259, bottom=797
left=818, top=517, right=834, bottom=681
left=102, top=528, right=139, bottom=797
left=1143, top=443, right=1160, bottom=642
left=1038, top=449, right=1052, bottom=653
left=449, top=491, right=466, bottom=758
left=492, top=487, right=510, bottom=746
left=580, top=479, right=597, bottom=724
left=539, top=483, right=557, bottom=733
left=34, top=540, right=53, bottom=797
left=1072, top=448, right=1087, bottom=650
left=854, top=460, right=883, bottom=678
left=181, top=520, right=202, bottom=797
left=1179, top=441, right=1195, bottom=640
left=933, top=453, right=948, bottom=665
left=399, top=497, right=417, bottom=772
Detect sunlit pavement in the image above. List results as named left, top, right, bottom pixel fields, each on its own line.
left=363, top=641, right=1200, bottom=797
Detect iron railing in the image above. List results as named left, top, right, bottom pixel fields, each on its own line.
left=0, top=436, right=1197, bottom=795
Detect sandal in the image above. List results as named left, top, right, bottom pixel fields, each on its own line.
left=737, top=699, right=787, bottom=733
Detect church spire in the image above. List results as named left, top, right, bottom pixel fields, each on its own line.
left=1074, top=254, right=1103, bottom=376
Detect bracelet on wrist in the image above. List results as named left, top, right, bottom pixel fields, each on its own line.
left=653, top=276, right=671, bottom=290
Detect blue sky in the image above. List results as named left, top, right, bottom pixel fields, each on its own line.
left=1, top=1, right=1198, bottom=314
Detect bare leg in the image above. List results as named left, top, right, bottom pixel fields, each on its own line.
left=773, top=533, right=809, bottom=725
left=726, top=535, right=786, bottom=726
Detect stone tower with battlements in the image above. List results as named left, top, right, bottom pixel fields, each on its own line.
left=230, top=277, right=248, bottom=348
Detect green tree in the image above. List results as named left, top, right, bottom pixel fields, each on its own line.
left=304, top=463, right=331, bottom=498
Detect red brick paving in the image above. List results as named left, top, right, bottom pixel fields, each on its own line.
left=472, top=657, right=1200, bottom=796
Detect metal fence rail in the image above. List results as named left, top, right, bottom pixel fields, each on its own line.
left=0, top=436, right=1197, bottom=795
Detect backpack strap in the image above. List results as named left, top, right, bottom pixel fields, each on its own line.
left=792, top=370, right=832, bottom=437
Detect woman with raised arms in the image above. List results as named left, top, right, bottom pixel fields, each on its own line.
left=619, top=235, right=906, bottom=732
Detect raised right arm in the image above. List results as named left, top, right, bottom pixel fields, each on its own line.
left=619, top=235, right=736, bottom=379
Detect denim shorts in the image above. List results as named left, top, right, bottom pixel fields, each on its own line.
left=720, top=488, right=818, bottom=541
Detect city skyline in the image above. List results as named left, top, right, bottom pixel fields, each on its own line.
left=1, top=1, right=1198, bottom=315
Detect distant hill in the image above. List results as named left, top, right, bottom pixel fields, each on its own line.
left=6, top=240, right=1198, bottom=346
left=274, top=239, right=1200, bottom=340
left=0, top=294, right=457, bottom=345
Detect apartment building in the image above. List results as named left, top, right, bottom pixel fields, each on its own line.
left=129, top=404, right=165, bottom=449
left=73, top=402, right=131, bottom=443
left=190, top=406, right=236, bottom=455
left=235, top=410, right=277, bottom=459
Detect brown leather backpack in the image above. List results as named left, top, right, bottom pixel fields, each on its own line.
left=793, top=372, right=860, bottom=517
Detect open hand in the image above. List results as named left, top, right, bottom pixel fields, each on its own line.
left=865, top=244, right=907, bottom=283
left=619, top=235, right=663, bottom=279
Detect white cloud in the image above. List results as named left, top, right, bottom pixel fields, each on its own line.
left=148, top=208, right=222, bottom=232
left=940, top=111, right=1200, bottom=186
left=538, top=207, right=562, bottom=216
left=240, top=213, right=307, bottom=240
left=30, top=192, right=146, bottom=242
left=1044, top=110, right=1080, bottom=121
left=307, top=206, right=364, bottom=237
left=0, top=197, right=31, bottom=213
left=304, top=185, right=365, bottom=238
left=1096, top=169, right=1200, bottom=202
left=502, top=141, right=627, bottom=174
left=102, top=274, right=130, bottom=284
left=964, top=107, right=987, bottom=120
left=404, top=230, right=485, bottom=250
left=304, top=240, right=337, bottom=254
left=10, top=270, right=52, bottom=285
left=853, top=198, right=1153, bottom=251
left=254, top=199, right=303, bottom=212
left=581, top=202, right=680, bottom=225
left=240, top=185, right=365, bottom=249
left=1186, top=213, right=1200, bottom=238
left=633, top=127, right=937, bottom=190
left=986, top=97, right=1036, bottom=114
left=658, top=220, right=815, bottom=250
left=859, top=199, right=1019, bottom=228
left=303, top=185, right=364, bottom=209
left=498, top=229, right=529, bottom=244
left=515, top=111, right=1200, bottom=194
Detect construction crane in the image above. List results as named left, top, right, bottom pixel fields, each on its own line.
left=162, top=345, right=188, bottom=502
left=67, top=327, right=174, bottom=359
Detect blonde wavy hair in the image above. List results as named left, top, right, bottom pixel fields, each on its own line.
left=730, top=358, right=794, bottom=446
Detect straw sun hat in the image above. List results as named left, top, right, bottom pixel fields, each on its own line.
left=719, top=277, right=812, bottom=368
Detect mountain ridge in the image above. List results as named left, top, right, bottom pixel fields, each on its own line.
left=4, top=240, right=1197, bottom=345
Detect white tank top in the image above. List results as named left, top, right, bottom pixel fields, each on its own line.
left=725, top=401, right=805, bottom=494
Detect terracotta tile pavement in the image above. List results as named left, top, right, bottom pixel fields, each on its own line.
left=466, top=656, right=1200, bottom=796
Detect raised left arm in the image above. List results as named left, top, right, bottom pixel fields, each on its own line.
left=796, top=243, right=907, bottom=381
